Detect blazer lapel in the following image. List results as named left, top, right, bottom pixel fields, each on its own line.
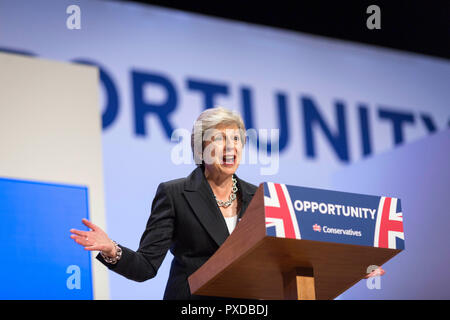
left=183, top=167, right=229, bottom=247
left=235, top=174, right=256, bottom=221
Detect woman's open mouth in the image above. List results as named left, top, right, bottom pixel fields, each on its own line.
left=222, top=154, right=236, bottom=165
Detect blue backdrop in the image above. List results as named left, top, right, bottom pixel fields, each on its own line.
left=0, top=178, right=93, bottom=299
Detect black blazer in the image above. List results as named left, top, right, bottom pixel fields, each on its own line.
left=97, top=166, right=257, bottom=299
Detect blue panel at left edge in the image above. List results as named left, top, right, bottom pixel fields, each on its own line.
left=0, top=177, right=93, bottom=299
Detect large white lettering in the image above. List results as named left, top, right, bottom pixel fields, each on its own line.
left=293, top=200, right=376, bottom=220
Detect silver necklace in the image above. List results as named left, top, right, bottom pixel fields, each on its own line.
left=214, top=175, right=238, bottom=208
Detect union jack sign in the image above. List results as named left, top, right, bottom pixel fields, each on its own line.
left=263, top=182, right=405, bottom=250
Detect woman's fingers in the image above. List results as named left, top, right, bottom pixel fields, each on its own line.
left=84, top=245, right=105, bottom=251
left=365, top=267, right=385, bottom=278
left=82, top=218, right=97, bottom=231
left=70, top=228, right=88, bottom=237
left=70, top=234, right=90, bottom=246
left=71, top=234, right=104, bottom=250
left=71, top=219, right=110, bottom=253
left=71, top=233, right=108, bottom=251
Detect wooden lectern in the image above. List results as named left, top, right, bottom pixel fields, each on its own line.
left=188, top=183, right=403, bottom=300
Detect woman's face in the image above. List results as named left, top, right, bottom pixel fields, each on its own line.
left=203, top=124, right=243, bottom=178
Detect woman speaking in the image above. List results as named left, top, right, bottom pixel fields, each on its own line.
left=70, top=107, right=257, bottom=299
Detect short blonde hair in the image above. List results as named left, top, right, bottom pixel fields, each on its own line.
left=191, top=107, right=246, bottom=165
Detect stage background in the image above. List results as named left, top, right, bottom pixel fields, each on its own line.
left=0, top=52, right=108, bottom=299
left=0, top=0, right=449, bottom=299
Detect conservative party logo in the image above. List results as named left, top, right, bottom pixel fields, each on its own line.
left=263, top=182, right=405, bottom=250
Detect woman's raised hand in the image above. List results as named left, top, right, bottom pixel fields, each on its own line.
left=70, top=218, right=116, bottom=257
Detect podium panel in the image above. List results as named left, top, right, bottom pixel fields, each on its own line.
left=189, top=183, right=404, bottom=300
